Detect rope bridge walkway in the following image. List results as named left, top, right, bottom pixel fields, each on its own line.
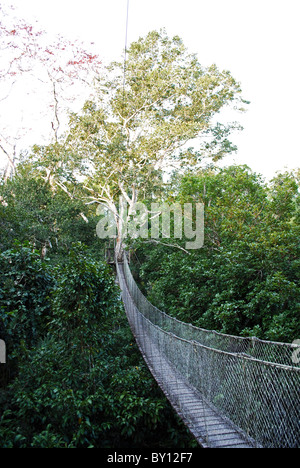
left=116, top=256, right=300, bottom=448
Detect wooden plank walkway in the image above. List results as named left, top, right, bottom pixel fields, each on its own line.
left=117, top=263, right=257, bottom=449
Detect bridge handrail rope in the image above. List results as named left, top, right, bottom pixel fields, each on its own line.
left=118, top=261, right=253, bottom=448
left=123, top=255, right=300, bottom=368
left=118, top=254, right=300, bottom=448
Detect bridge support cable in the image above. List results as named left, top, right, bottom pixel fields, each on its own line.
left=117, top=255, right=300, bottom=449
left=117, top=261, right=256, bottom=448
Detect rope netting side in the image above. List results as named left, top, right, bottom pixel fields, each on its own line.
left=123, top=256, right=300, bottom=367
left=121, top=255, right=300, bottom=448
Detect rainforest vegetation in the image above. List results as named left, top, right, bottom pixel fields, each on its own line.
left=0, top=22, right=299, bottom=448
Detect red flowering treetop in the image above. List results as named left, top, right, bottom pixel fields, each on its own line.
left=0, top=4, right=102, bottom=179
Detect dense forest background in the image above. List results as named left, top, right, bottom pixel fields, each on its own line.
left=0, top=160, right=299, bottom=448
left=0, top=16, right=299, bottom=448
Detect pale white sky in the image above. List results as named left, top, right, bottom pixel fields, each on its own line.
left=1, top=0, right=299, bottom=179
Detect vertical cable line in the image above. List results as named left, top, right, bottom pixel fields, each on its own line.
left=123, top=0, right=130, bottom=107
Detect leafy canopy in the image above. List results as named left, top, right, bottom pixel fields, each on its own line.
left=135, top=167, right=300, bottom=342
left=29, top=29, right=248, bottom=260
left=67, top=30, right=246, bottom=199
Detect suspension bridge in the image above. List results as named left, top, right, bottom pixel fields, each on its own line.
left=116, top=255, right=300, bottom=449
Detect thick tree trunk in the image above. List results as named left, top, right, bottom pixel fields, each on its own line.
left=115, top=236, right=124, bottom=263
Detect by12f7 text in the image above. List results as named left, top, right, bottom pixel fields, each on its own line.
left=152, top=453, right=193, bottom=463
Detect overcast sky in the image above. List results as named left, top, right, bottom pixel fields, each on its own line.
left=1, top=0, right=299, bottom=180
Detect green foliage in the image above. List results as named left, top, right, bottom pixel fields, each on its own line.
left=0, top=243, right=53, bottom=358
left=135, top=166, right=300, bottom=343
left=0, top=328, right=192, bottom=448
left=50, top=243, right=118, bottom=334
left=0, top=164, right=100, bottom=258
left=0, top=243, right=193, bottom=448
left=28, top=29, right=247, bottom=259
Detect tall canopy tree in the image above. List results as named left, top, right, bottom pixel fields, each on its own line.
left=33, top=30, right=248, bottom=259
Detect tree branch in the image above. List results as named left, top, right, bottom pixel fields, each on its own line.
left=142, top=239, right=191, bottom=255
